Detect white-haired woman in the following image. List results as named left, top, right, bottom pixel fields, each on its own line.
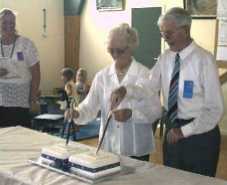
left=66, top=23, right=161, bottom=161
left=0, top=8, right=40, bottom=127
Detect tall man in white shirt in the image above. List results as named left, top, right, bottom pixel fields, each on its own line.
left=150, top=7, right=224, bottom=176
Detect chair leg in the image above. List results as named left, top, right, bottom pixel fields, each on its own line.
left=61, top=121, right=67, bottom=138
left=159, top=119, right=165, bottom=138
left=152, top=120, right=159, bottom=135
left=72, top=123, right=77, bottom=141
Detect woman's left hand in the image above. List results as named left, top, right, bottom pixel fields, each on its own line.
left=113, top=108, right=132, bottom=122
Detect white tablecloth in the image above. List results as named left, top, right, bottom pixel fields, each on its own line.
left=0, top=126, right=226, bottom=185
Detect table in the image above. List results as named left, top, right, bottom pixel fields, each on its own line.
left=0, top=126, right=226, bottom=185
left=32, top=113, right=64, bottom=134
left=32, top=113, right=64, bottom=133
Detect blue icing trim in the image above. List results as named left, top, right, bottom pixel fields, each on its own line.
left=69, top=162, right=120, bottom=173
left=41, top=154, right=70, bottom=171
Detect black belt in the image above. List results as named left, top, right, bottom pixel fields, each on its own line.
left=163, top=109, right=194, bottom=129
left=165, top=117, right=194, bottom=130
left=175, top=118, right=194, bottom=127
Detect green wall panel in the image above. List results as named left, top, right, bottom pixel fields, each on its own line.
left=64, top=0, right=85, bottom=16
left=132, top=7, right=161, bottom=69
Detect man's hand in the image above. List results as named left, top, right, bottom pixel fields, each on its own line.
left=167, top=128, right=184, bottom=144
left=113, top=108, right=132, bottom=122
left=110, top=86, right=127, bottom=110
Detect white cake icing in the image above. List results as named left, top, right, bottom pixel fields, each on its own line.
left=38, top=144, right=69, bottom=168
left=69, top=151, right=121, bottom=179
left=38, top=144, right=89, bottom=170
left=41, top=144, right=69, bottom=159
left=38, top=144, right=121, bottom=178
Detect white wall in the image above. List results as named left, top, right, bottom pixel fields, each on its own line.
left=220, top=84, right=227, bottom=135
left=1, top=0, right=65, bottom=94
left=79, top=0, right=163, bottom=80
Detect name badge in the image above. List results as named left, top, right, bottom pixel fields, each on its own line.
left=17, top=52, right=24, bottom=61
left=183, top=80, right=193, bottom=98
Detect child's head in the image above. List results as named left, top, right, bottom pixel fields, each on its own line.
left=76, top=68, right=87, bottom=83
left=60, top=67, right=75, bottom=84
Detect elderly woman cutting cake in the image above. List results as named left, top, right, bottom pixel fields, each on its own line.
left=65, top=23, right=161, bottom=161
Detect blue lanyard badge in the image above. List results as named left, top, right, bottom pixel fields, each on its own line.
left=183, top=80, right=193, bottom=98
left=17, top=52, right=24, bottom=61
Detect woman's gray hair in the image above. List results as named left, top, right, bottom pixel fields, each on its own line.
left=0, top=8, right=17, bottom=20
left=108, top=23, right=139, bottom=50
left=157, top=7, right=192, bottom=28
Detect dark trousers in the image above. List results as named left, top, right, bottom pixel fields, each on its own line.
left=163, top=119, right=220, bottom=177
left=130, top=154, right=150, bottom=162
left=0, top=107, right=31, bottom=128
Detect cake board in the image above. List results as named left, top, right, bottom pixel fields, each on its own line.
left=29, top=159, right=134, bottom=184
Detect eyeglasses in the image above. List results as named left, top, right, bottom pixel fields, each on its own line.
left=108, top=46, right=128, bottom=56
left=160, top=26, right=186, bottom=38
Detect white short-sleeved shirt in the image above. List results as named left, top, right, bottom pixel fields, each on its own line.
left=0, top=36, right=39, bottom=108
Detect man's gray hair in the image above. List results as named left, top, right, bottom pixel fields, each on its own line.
left=157, top=7, right=192, bottom=28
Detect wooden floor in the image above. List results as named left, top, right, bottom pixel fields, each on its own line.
left=79, top=130, right=227, bottom=181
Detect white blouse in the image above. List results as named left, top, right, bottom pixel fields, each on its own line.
left=75, top=59, right=162, bottom=156
left=0, top=36, right=39, bottom=108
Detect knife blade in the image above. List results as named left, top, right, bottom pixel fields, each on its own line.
left=95, top=111, right=112, bottom=155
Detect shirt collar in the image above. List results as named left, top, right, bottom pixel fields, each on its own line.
left=108, top=57, right=137, bottom=76
left=170, top=41, right=197, bottom=60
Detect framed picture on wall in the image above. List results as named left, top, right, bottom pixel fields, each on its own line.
left=183, top=0, right=217, bottom=19
left=96, top=0, right=124, bottom=11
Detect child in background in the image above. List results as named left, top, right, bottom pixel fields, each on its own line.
left=60, top=68, right=89, bottom=139
left=61, top=67, right=76, bottom=97
left=58, top=67, right=76, bottom=110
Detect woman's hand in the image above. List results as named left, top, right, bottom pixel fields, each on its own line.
left=113, top=108, right=132, bottom=122
left=0, top=68, right=8, bottom=77
left=30, top=89, right=41, bottom=103
left=110, top=86, right=127, bottom=110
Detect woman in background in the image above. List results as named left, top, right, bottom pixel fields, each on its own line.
left=0, top=8, right=40, bottom=127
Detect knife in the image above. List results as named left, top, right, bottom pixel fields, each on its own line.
left=95, top=111, right=112, bottom=155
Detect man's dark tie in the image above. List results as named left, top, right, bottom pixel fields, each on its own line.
left=168, top=53, right=180, bottom=123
